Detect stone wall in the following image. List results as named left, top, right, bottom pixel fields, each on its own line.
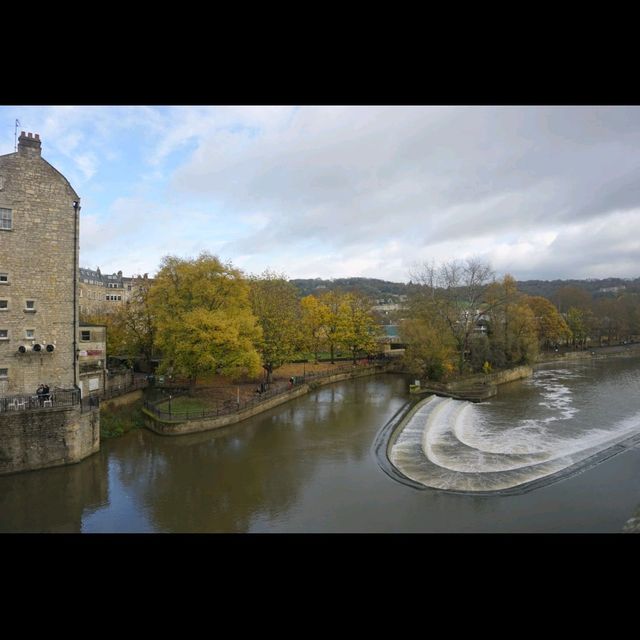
left=0, top=405, right=100, bottom=476
left=106, top=369, right=134, bottom=393
left=102, top=388, right=143, bottom=408
left=144, top=365, right=387, bottom=436
left=412, top=365, right=533, bottom=401
left=0, top=132, right=79, bottom=396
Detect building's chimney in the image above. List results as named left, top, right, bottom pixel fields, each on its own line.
left=18, top=131, right=42, bottom=158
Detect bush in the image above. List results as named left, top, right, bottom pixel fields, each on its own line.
left=100, top=400, right=145, bottom=439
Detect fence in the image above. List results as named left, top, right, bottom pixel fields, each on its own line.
left=143, top=361, right=390, bottom=422
left=0, top=388, right=81, bottom=413
left=101, top=377, right=148, bottom=400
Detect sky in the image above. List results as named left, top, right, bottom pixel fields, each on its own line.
left=1, top=105, right=639, bottom=283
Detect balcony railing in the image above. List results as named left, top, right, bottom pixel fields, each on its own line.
left=0, top=388, right=81, bottom=413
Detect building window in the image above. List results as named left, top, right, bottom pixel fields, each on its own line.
left=0, top=300, right=7, bottom=310
left=0, top=329, right=8, bottom=340
left=0, top=368, right=8, bottom=379
left=25, top=329, right=34, bottom=339
left=0, top=273, right=8, bottom=284
left=127, top=285, right=131, bottom=290
left=25, top=300, right=36, bottom=312
left=81, top=330, right=91, bottom=341
left=117, top=295, right=121, bottom=301
left=0, top=208, right=12, bottom=230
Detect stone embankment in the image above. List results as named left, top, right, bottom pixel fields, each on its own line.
left=0, top=405, right=100, bottom=476
left=143, top=364, right=391, bottom=436
left=536, top=343, right=640, bottom=364
left=410, top=365, right=533, bottom=402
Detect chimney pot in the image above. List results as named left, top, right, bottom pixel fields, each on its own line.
left=27, top=132, right=33, bottom=138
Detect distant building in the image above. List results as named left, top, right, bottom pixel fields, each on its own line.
left=79, top=267, right=149, bottom=316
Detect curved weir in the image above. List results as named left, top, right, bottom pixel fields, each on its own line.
left=387, top=366, right=640, bottom=494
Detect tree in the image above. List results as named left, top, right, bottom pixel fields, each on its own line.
left=300, top=295, right=330, bottom=362
left=553, top=285, right=592, bottom=314
left=336, top=292, right=380, bottom=363
left=400, top=316, right=456, bottom=381
left=566, top=306, right=588, bottom=348
left=410, top=258, right=496, bottom=373
left=503, top=302, right=539, bottom=364
left=320, top=290, right=344, bottom=364
left=248, top=270, right=302, bottom=383
left=524, top=295, right=571, bottom=349
left=148, top=253, right=262, bottom=387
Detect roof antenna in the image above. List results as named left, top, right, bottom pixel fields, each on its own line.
left=14, top=119, right=20, bottom=151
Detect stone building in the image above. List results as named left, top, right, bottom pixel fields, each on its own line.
left=79, top=266, right=148, bottom=317
left=78, top=323, right=107, bottom=398
left=0, top=132, right=80, bottom=396
left=0, top=132, right=99, bottom=476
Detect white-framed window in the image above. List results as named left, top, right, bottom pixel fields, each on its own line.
left=0, top=208, right=12, bottom=230
left=0, top=367, right=8, bottom=379
left=25, top=300, right=36, bottom=312
left=0, top=299, right=7, bottom=310
left=25, top=329, right=34, bottom=339
left=0, top=329, right=8, bottom=340
left=81, top=330, right=91, bottom=341
left=0, top=273, right=8, bottom=284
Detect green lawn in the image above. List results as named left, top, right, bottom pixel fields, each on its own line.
left=156, top=396, right=210, bottom=413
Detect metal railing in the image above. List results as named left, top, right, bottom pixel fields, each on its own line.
left=143, top=360, right=391, bottom=422
left=0, top=388, right=81, bottom=413
left=102, top=378, right=148, bottom=400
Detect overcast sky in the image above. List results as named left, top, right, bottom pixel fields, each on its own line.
left=2, top=105, right=639, bottom=282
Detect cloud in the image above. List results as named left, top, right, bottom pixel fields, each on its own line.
left=168, top=106, right=640, bottom=280
left=6, top=105, right=640, bottom=282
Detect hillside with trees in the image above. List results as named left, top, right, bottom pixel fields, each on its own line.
left=291, top=276, right=640, bottom=303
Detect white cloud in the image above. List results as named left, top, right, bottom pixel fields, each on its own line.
left=7, top=105, right=640, bottom=282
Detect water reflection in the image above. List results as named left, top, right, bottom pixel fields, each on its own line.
left=115, top=375, right=407, bottom=532
left=1, top=362, right=639, bottom=533
left=0, top=451, right=107, bottom=532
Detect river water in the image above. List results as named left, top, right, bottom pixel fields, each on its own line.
left=1, top=356, right=639, bottom=532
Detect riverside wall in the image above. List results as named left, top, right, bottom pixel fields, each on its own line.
left=0, top=406, right=100, bottom=476
left=411, top=365, right=533, bottom=402
left=143, top=365, right=387, bottom=436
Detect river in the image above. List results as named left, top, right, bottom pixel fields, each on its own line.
left=1, top=356, right=639, bottom=532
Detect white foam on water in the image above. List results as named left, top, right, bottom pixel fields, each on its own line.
left=389, top=367, right=640, bottom=492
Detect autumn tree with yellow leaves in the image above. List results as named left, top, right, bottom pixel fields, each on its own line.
left=148, top=253, right=262, bottom=387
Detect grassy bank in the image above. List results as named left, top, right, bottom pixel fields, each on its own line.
left=100, top=399, right=145, bottom=439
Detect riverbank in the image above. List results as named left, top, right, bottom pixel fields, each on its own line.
left=409, top=365, right=533, bottom=402
left=535, top=342, right=640, bottom=365
left=3, top=364, right=640, bottom=532
left=143, top=363, right=395, bottom=435
left=100, top=399, right=145, bottom=439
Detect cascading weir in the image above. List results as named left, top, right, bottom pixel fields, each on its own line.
left=381, top=367, right=640, bottom=495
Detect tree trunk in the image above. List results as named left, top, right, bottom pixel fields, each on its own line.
left=330, top=344, right=335, bottom=364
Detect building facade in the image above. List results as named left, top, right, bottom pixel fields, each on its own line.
left=78, top=323, right=107, bottom=397
left=79, top=267, right=148, bottom=317
left=0, top=132, right=80, bottom=396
